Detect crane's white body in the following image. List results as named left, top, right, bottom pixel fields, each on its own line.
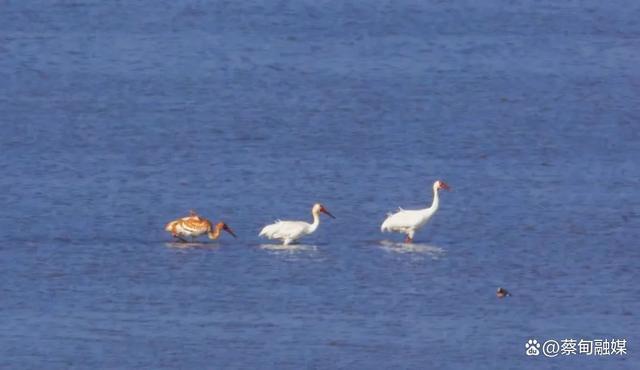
left=259, top=219, right=319, bottom=245
left=259, top=204, right=333, bottom=245
left=381, top=181, right=446, bottom=242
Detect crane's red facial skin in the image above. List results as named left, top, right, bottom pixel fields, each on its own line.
left=222, top=223, right=237, bottom=238
left=438, top=181, right=451, bottom=191
left=319, top=206, right=336, bottom=219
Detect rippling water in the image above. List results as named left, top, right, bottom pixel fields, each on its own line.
left=1, top=1, right=639, bottom=369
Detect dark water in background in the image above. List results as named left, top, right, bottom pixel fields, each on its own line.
left=1, top=0, right=639, bottom=368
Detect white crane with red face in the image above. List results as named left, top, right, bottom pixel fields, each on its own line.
left=381, top=180, right=451, bottom=243
left=259, top=203, right=335, bottom=245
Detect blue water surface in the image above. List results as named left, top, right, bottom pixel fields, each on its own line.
left=1, top=1, right=639, bottom=369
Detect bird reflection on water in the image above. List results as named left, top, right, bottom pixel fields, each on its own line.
left=164, top=241, right=224, bottom=250
left=378, top=240, right=446, bottom=259
left=259, top=243, right=319, bottom=253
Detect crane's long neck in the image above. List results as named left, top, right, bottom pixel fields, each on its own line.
left=308, top=211, right=321, bottom=233
left=208, top=224, right=221, bottom=240
left=428, top=184, right=440, bottom=212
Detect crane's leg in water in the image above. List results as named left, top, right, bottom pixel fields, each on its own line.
left=404, top=231, right=415, bottom=243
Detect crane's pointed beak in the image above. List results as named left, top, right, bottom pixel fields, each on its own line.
left=440, top=182, right=451, bottom=191
left=224, top=225, right=237, bottom=238
left=321, top=208, right=336, bottom=219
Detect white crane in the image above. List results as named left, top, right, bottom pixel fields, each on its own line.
left=259, top=203, right=335, bottom=245
left=380, top=180, right=450, bottom=243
